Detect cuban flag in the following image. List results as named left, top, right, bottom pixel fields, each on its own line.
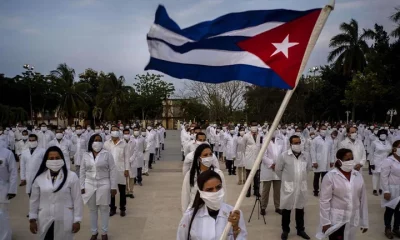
left=145, top=5, right=322, bottom=89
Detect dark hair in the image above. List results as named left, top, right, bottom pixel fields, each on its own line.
left=289, top=135, right=300, bottom=144
left=123, top=129, right=130, bottom=134
left=190, top=144, right=212, bottom=187
left=194, top=126, right=201, bottom=131
left=346, top=126, right=357, bottom=133
left=188, top=170, right=222, bottom=240
left=22, top=130, right=28, bottom=134
left=335, top=148, right=353, bottom=168
left=75, top=125, right=82, bottom=128
left=195, top=132, right=206, bottom=140
left=40, top=122, right=47, bottom=127
left=88, top=134, right=102, bottom=152
left=378, top=129, right=388, bottom=136
left=32, top=146, right=68, bottom=193
left=389, top=140, right=400, bottom=156
left=28, top=134, right=38, bottom=140
left=331, top=130, right=338, bottom=136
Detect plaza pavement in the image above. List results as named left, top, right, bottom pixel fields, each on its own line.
left=9, top=130, right=386, bottom=239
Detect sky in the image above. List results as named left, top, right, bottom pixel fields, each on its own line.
left=1, top=0, right=399, bottom=92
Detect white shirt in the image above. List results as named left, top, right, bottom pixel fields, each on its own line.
left=37, top=130, right=55, bottom=149
left=339, top=138, right=366, bottom=166
left=311, top=136, right=334, bottom=172
left=0, top=147, right=18, bottom=202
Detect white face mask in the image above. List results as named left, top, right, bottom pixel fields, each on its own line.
left=120, top=126, right=124, bottom=130
left=76, top=129, right=82, bottom=135
left=319, top=130, right=326, bottom=136
left=349, top=133, right=357, bottom=140
left=239, top=131, right=245, bottom=136
left=105, top=130, right=110, bottom=134
left=141, top=132, right=146, bottom=137
left=250, top=126, right=257, bottom=133
left=29, top=141, right=38, bottom=149
left=46, top=159, right=65, bottom=172
left=56, top=133, right=64, bottom=140
left=41, top=126, right=47, bottom=132
left=133, top=131, right=140, bottom=137
left=339, top=159, right=355, bottom=172
left=147, top=126, right=152, bottom=130
left=310, top=135, right=315, bottom=139
left=379, top=134, right=387, bottom=141
left=111, top=131, right=120, bottom=138
left=22, top=135, right=28, bottom=140
left=200, top=156, right=214, bottom=168
left=230, top=130, right=235, bottom=135
left=123, top=134, right=130, bottom=140
left=291, top=144, right=301, bottom=153
left=374, top=130, right=378, bottom=135
left=95, top=129, right=101, bottom=133
left=199, top=188, right=225, bottom=211
left=396, top=148, right=400, bottom=157
left=92, top=142, right=103, bottom=152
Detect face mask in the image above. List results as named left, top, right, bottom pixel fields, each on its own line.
left=230, top=130, right=235, bottom=134
left=263, top=129, right=267, bottom=133
left=199, top=188, right=225, bottom=211
left=111, top=131, right=120, bottom=138
left=22, top=135, right=28, bottom=140
left=396, top=148, right=400, bottom=156
left=92, top=142, right=103, bottom=152
left=41, top=126, right=47, bottom=132
left=0, top=131, right=3, bottom=135
left=319, top=130, right=326, bottom=137
left=310, top=135, right=315, bottom=139
left=46, top=159, right=65, bottom=172
left=56, top=133, right=64, bottom=140
left=250, top=126, right=257, bottom=133
left=12, top=128, right=16, bottom=131
left=385, top=127, right=389, bottom=130
left=200, top=156, right=214, bottom=168
left=141, top=132, right=146, bottom=137
left=350, top=133, right=357, bottom=140
left=29, top=141, right=38, bottom=149
left=71, top=127, right=75, bottom=131
left=67, top=126, right=71, bottom=129
left=244, top=124, right=248, bottom=127
left=147, top=126, right=152, bottom=130
left=332, top=128, right=337, bottom=131
left=87, top=127, right=91, bottom=130
left=95, top=129, right=101, bottom=133
left=281, top=129, right=287, bottom=134
left=119, top=126, right=124, bottom=130
left=374, top=130, right=378, bottom=135
left=390, top=129, right=395, bottom=133
left=370, top=126, right=374, bottom=130
left=133, top=131, right=139, bottom=137
left=291, top=144, right=301, bottom=153
left=105, top=130, right=110, bottom=134
left=76, top=129, right=82, bottom=135
left=379, top=134, right=387, bottom=141
left=222, top=127, right=227, bottom=131
left=307, top=126, right=311, bottom=129
left=239, top=131, right=245, bottom=136
left=339, top=159, right=355, bottom=172
left=123, top=134, right=130, bottom=140
left=294, top=132, right=301, bottom=137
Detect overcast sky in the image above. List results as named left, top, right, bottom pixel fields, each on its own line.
left=1, top=0, right=399, bottom=91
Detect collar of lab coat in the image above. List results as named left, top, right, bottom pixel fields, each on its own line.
left=331, top=168, right=359, bottom=178
left=287, top=149, right=303, bottom=157
left=108, top=138, right=123, bottom=146
left=196, top=203, right=230, bottom=219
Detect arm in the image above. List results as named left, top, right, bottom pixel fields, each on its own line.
left=176, top=211, right=191, bottom=240
left=212, top=154, right=220, bottom=169
left=107, top=152, right=118, bottom=190
left=181, top=173, right=191, bottom=213
left=359, top=178, right=369, bottom=228
left=319, top=174, right=333, bottom=227
left=29, top=179, right=40, bottom=220
left=275, top=154, right=284, bottom=179
left=7, top=151, right=18, bottom=194
left=262, top=146, right=273, bottom=168
left=123, top=144, right=130, bottom=171
left=380, top=159, right=391, bottom=194
left=182, top=155, right=191, bottom=176
left=20, top=154, right=26, bottom=181
left=235, top=210, right=248, bottom=240
left=79, top=155, right=86, bottom=190
left=71, top=174, right=83, bottom=222
left=310, top=140, right=317, bottom=164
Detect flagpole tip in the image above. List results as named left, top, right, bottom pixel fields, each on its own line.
left=327, top=0, right=335, bottom=9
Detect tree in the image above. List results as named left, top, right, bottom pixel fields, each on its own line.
left=390, top=7, right=400, bottom=38
left=178, top=99, right=209, bottom=122
left=133, top=73, right=175, bottom=120
left=92, top=106, right=102, bottom=126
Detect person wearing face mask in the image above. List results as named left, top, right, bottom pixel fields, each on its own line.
left=183, top=133, right=220, bottom=176
left=86, top=125, right=93, bottom=136
left=0, top=127, right=9, bottom=150
left=103, top=126, right=129, bottom=217
left=388, top=127, right=396, bottom=144
left=131, top=127, right=146, bottom=186
left=366, top=128, right=379, bottom=175
left=71, top=125, right=87, bottom=178
left=276, top=127, right=290, bottom=152
left=15, top=130, right=30, bottom=162
left=20, top=134, right=46, bottom=196
left=29, top=146, right=83, bottom=240
left=302, top=124, right=314, bottom=140
left=144, top=125, right=157, bottom=172
left=223, top=127, right=238, bottom=175
left=37, top=123, right=55, bottom=149
left=181, top=144, right=226, bottom=213
left=177, top=170, right=247, bottom=240
left=80, top=134, right=117, bottom=240
left=311, top=126, right=334, bottom=197
left=122, top=129, right=135, bottom=199
left=218, top=125, right=228, bottom=162
left=317, top=148, right=368, bottom=240
left=152, top=125, right=161, bottom=161
left=48, top=128, right=74, bottom=170
left=158, top=124, right=166, bottom=151
left=275, top=135, right=312, bottom=240
left=369, top=129, right=392, bottom=196
left=181, top=125, right=191, bottom=161
left=236, top=128, right=247, bottom=185
left=5, top=126, right=15, bottom=153
left=243, top=121, right=263, bottom=198
left=339, top=127, right=366, bottom=173
left=184, top=127, right=202, bottom=157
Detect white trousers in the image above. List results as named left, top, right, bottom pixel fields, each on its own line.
left=87, top=193, right=109, bottom=235
left=372, top=172, right=381, bottom=191
left=0, top=203, right=11, bottom=240
left=143, top=160, right=149, bottom=173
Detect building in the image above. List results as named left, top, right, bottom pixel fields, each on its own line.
left=161, top=98, right=184, bottom=130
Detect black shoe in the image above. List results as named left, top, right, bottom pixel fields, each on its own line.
left=232, top=172, right=236, bottom=175
left=129, top=194, right=135, bottom=199
left=281, top=232, right=289, bottom=240
left=297, top=231, right=310, bottom=239
left=149, top=166, right=153, bottom=169
left=120, top=211, right=126, bottom=217
left=109, top=209, right=116, bottom=217
left=393, top=228, right=400, bottom=237
left=275, top=209, right=282, bottom=215
left=246, top=192, right=251, bottom=198
left=313, top=192, right=319, bottom=197
left=138, top=182, right=143, bottom=186
left=369, top=172, right=373, bottom=175
left=373, top=190, right=378, bottom=196
left=380, top=189, right=383, bottom=195
left=260, top=209, right=266, bottom=216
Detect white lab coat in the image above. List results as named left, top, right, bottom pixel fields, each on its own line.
left=366, top=134, right=377, bottom=156
left=317, top=169, right=368, bottom=240
left=6, top=131, right=15, bottom=151
left=80, top=150, right=117, bottom=205
left=29, top=170, right=83, bottom=240
left=184, top=140, right=197, bottom=157
left=15, top=140, right=29, bottom=157
left=103, top=139, right=129, bottom=185
left=177, top=203, right=248, bottom=240
left=370, top=140, right=392, bottom=173
left=125, top=139, right=137, bottom=178
left=311, top=136, right=334, bottom=173
left=339, top=138, right=366, bottom=166
left=381, top=156, right=400, bottom=208
left=48, top=138, right=74, bottom=170
left=218, top=131, right=227, bottom=154
left=145, top=130, right=157, bottom=154
left=182, top=152, right=220, bottom=176
left=0, top=147, right=17, bottom=240
left=260, top=141, right=282, bottom=181
left=71, top=135, right=87, bottom=166
left=224, top=134, right=237, bottom=160
left=37, top=130, right=55, bottom=149
left=132, top=136, right=146, bottom=168
left=235, top=136, right=246, bottom=167
left=209, top=128, right=217, bottom=145
left=242, top=132, right=262, bottom=170
left=20, top=148, right=46, bottom=194
left=276, top=134, right=290, bottom=152
left=181, top=169, right=226, bottom=213
left=275, top=150, right=311, bottom=210
left=159, top=127, right=165, bottom=144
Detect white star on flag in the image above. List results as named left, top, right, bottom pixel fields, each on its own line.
left=270, top=35, right=299, bottom=58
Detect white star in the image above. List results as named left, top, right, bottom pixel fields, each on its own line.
left=270, top=35, right=299, bottom=58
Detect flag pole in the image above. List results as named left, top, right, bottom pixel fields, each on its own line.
left=219, top=0, right=335, bottom=239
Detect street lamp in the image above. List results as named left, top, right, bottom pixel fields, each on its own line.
left=345, top=111, right=351, bottom=124
left=387, top=109, right=397, bottom=124
left=308, top=66, right=319, bottom=122
left=23, top=64, right=35, bottom=125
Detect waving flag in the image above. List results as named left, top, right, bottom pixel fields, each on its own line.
left=145, top=5, right=322, bottom=89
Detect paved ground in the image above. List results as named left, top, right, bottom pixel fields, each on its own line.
left=9, top=130, right=387, bottom=239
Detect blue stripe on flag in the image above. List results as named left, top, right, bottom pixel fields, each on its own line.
left=145, top=58, right=292, bottom=89
left=154, top=5, right=320, bottom=41
left=147, top=36, right=249, bottom=53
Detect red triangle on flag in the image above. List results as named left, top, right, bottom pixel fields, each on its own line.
left=237, top=10, right=321, bottom=88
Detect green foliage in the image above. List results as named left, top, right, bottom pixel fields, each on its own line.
left=178, top=98, right=209, bottom=121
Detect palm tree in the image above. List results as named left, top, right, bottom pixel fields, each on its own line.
left=327, top=19, right=371, bottom=76
left=92, top=106, right=102, bottom=126
left=50, top=63, right=90, bottom=124
left=390, top=7, right=400, bottom=38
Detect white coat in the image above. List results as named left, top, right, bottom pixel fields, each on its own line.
left=182, top=151, right=220, bottom=176
left=0, top=147, right=17, bottom=240
left=181, top=169, right=226, bottom=213
left=37, top=130, right=55, bottom=149
left=29, top=170, right=83, bottom=240
left=339, top=138, right=366, bottom=166
left=275, top=150, right=311, bottom=210
left=145, top=130, right=157, bottom=154
left=235, top=136, right=246, bottom=167
left=159, top=127, right=165, bottom=144
left=15, top=139, right=29, bottom=157
left=366, top=134, right=377, bottom=156
left=276, top=134, right=290, bottom=152
left=20, top=148, right=46, bottom=194
left=6, top=131, right=15, bottom=151
left=177, top=203, right=248, bottom=240
left=218, top=131, right=227, bottom=154
left=48, top=138, right=74, bottom=170
left=184, top=140, right=197, bottom=157
left=209, top=127, right=217, bottom=145
left=125, top=139, right=137, bottom=178
left=154, top=129, right=160, bottom=148
left=317, top=168, right=368, bottom=240
left=242, top=132, right=262, bottom=170
left=224, top=134, right=237, bottom=160
left=370, top=140, right=392, bottom=173
left=80, top=150, right=117, bottom=205
left=132, top=136, right=146, bottom=168
left=311, top=136, right=334, bottom=173
left=71, top=135, right=87, bottom=166
left=103, top=139, right=129, bottom=185
left=381, top=156, right=400, bottom=208
left=260, top=140, right=282, bottom=182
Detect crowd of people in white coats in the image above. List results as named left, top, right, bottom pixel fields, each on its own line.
left=0, top=122, right=166, bottom=240
left=178, top=121, right=400, bottom=240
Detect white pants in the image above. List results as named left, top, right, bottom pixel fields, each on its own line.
left=87, top=193, right=109, bottom=235
left=143, top=160, right=149, bottom=173
left=0, top=204, right=11, bottom=240
left=372, top=172, right=381, bottom=191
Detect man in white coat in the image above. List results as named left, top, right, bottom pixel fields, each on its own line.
left=310, top=125, right=334, bottom=197
left=276, top=135, right=312, bottom=240
left=243, top=121, right=262, bottom=198
left=104, top=126, right=129, bottom=217
left=224, top=127, right=238, bottom=175
left=0, top=145, right=17, bottom=240
left=122, top=129, right=136, bottom=199
left=339, top=127, right=366, bottom=172
left=71, top=125, right=87, bottom=177
left=145, top=125, right=156, bottom=171
left=48, top=128, right=74, bottom=170
left=132, top=128, right=146, bottom=186
left=260, top=135, right=283, bottom=216
left=37, top=123, right=55, bottom=149
left=15, top=130, right=30, bottom=161
left=159, top=124, right=165, bottom=151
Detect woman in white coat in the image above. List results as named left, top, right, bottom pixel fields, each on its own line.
left=381, top=140, right=400, bottom=239
left=370, top=129, right=392, bottom=196
left=181, top=144, right=226, bottom=213
left=236, top=128, right=246, bottom=185
left=317, top=148, right=368, bottom=240
left=177, top=170, right=247, bottom=240
left=80, top=134, right=117, bottom=240
left=29, top=146, right=83, bottom=240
